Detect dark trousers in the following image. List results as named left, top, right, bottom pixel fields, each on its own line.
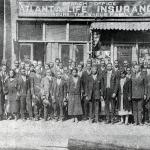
left=132, top=99, right=143, bottom=124
left=93, top=100, right=100, bottom=122
left=105, top=88, right=116, bottom=122
left=53, top=99, right=64, bottom=118
left=20, top=96, right=26, bottom=119
left=26, top=95, right=33, bottom=118
left=83, top=99, right=92, bottom=119
left=33, top=96, right=41, bottom=119
left=43, top=104, right=49, bottom=120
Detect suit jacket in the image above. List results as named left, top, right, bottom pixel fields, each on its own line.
left=101, top=70, right=119, bottom=99
left=131, top=72, right=146, bottom=99
left=17, top=75, right=31, bottom=97
left=52, top=78, right=67, bottom=100
left=85, top=74, right=101, bottom=100
left=41, top=76, right=54, bottom=99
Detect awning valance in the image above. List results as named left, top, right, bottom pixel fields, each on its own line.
left=91, top=22, right=150, bottom=31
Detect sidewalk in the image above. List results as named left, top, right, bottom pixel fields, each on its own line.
left=0, top=119, right=150, bottom=149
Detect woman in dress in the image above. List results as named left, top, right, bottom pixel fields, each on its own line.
left=4, top=70, right=20, bottom=120
left=118, top=69, right=132, bottom=125
left=67, top=68, right=83, bottom=122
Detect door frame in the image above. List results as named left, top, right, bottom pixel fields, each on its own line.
left=19, top=43, right=33, bottom=61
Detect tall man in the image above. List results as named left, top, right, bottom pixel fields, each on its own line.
left=102, top=63, right=119, bottom=124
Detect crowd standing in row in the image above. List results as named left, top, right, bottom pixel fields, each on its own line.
left=0, top=58, right=150, bottom=126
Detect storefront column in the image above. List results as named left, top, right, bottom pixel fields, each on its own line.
left=110, top=38, right=114, bottom=65
left=114, top=46, right=117, bottom=62
left=132, top=42, right=138, bottom=63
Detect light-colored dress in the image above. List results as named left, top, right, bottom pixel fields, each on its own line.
left=118, top=77, right=132, bottom=116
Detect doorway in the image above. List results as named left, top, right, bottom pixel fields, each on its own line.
left=117, top=45, right=132, bottom=66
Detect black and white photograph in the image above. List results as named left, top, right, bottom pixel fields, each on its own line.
left=1, top=0, right=150, bottom=149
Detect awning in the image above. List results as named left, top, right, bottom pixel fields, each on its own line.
left=90, top=22, right=150, bottom=31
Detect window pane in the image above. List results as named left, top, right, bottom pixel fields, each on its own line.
left=20, top=44, right=31, bottom=61
left=46, top=23, right=66, bottom=41
left=18, top=21, right=43, bottom=40
left=75, top=45, right=84, bottom=63
left=61, top=45, right=70, bottom=67
left=69, top=24, right=90, bottom=41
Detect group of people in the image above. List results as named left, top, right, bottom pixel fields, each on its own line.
left=0, top=57, right=150, bottom=126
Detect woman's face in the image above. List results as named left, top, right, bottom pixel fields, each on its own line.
left=9, top=71, right=14, bottom=78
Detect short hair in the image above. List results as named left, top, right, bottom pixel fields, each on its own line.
left=55, top=58, right=60, bottom=62
left=72, top=68, right=78, bottom=73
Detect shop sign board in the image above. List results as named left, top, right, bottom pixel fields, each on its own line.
left=18, top=1, right=150, bottom=18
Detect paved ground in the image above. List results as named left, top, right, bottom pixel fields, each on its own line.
left=0, top=119, right=150, bottom=150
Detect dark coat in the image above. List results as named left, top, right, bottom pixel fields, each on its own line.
left=131, top=72, right=146, bottom=99
left=17, top=75, right=31, bottom=98
left=67, top=76, right=83, bottom=115
left=101, top=70, right=119, bottom=99
left=52, top=78, right=67, bottom=102
left=118, top=77, right=132, bottom=111
left=85, top=74, right=101, bottom=100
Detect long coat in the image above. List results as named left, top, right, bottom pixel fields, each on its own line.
left=4, top=78, right=20, bottom=113
left=101, top=70, right=119, bottom=99
left=67, top=76, right=83, bottom=116
left=117, top=77, right=132, bottom=111
left=85, top=74, right=101, bottom=100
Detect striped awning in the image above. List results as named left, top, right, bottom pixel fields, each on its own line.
left=90, top=22, right=150, bottom=31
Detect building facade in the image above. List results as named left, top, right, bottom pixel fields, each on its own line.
left=4, top=0, right=150, bottom=66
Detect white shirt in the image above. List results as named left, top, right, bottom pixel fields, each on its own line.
left=57, top=78, right=61, bottom=85
left=73, top=77, right=78, bottom=87
left=92, top=74, right=97, bottom=80
left=120, top=77, right=126, bottom=94
left=106, top=70, right=112, bottom=88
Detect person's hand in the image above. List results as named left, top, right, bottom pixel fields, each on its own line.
left=112, top=93, right=116, bottom=98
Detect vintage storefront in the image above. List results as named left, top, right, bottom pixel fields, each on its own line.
left=11, top=0, right=150, bottom=66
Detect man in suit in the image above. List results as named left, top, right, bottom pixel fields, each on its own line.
left=102, top=63, right=119, bottom=124
left=132, top=64, right=146, bottom=125
left=52, top=71, right=67, bottom=121
left=18, top=68, right=31, bottom=120
left=85, top=65, right=102, bottom=123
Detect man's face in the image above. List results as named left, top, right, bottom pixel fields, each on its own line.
left=72, top=62, right=76, bottom=68
left=127, top=68, right=131, bottom=75
left=2, top=65, right=6, bottom=71
left=107, top=64, right=112, bottom=71
left=114, top=61, right=118, bottom=68
left=46, top=70, right=51, bottom=77
left=86, top=64, right=91, bottom=71
left=92, top=67, right=97, bottom=75
left=57, top=72, right=61, bottom=79
left=56, top=60, right=60, bottom=66
left=15, top=62, right=19, bottom=68
left=135, top=65, right=140, bottom=73
left=124, top=61, right=128, bottom=67
left=10, top=70, right=14, bottom=78
left=45, top=64, right=49, bottom=70
left=59, top=63, right=63, bottom=69
left=101, top=61, right=105, bottom=67
left=21, top=69, right=26, bottom=76
left=38, top=61, right=42, bottom=67
left=72, top=70, right=77, bottom=77
left=33, top=61, right=37, bottom=67
left=78, top=65, right=82, bottom=72
left=25, top=64, right=30, bottom=71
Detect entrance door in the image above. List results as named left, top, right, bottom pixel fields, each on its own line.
left=19, top=43, right=33, bottom=61
left=117, top=45, right=132, bottom=66
left=74, top=44, right=84, bottom=63
left=60, top=44, right=71, bottom=67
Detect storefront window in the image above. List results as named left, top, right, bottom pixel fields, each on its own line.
left=139, top=44, right=150, bottom=64
left=69, top=24, right=90, bottom=41
left=18, top=21, right=43, bottom=40
left=46, top=22, right=66, bottom=41
left=74, top=45, right=84, bottom=63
